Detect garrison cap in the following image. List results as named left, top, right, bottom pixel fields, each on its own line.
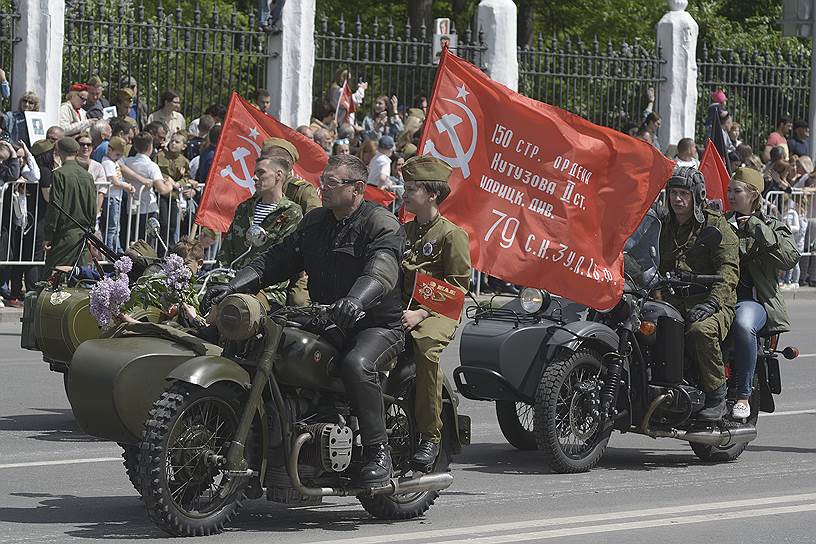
left=403, top=155, right=453, bottom=183
left=731, top=166, right=765, bottom=193
left=114, top=87, right=134, bottom=102
left=30, top=139, right=55, bottom=156
left=56, top=137, right=80, bottom=154
left=261, top=137, right=299, bottom=163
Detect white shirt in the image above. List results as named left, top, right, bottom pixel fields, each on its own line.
left=367, top=152, right=392, bottom=187
left=675, top=157, right=700, bottom=169
left=102, top=155, right=124, bottom=199
left=123, top=153, right=162, bottom=214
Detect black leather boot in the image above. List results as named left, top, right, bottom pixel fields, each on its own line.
left=356, top=443, right=392, bottom=488
left=411, top=439, right=440, bottom=473
left=697, top=382, right=727, bottom=421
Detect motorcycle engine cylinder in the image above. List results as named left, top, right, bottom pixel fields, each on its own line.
left=300, top=423, right=354, bottom=473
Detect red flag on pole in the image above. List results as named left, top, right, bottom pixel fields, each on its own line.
left=336, top=80, right=356, bottom=124
left=698, top=138, right=731, bottom=212
left=196, top=93, right=396, bottom=232
left=411, top=272, right=466, bottom=321
left=196, top=93, right=326, bottom=232
left=418, top=49, right=675, bottom=310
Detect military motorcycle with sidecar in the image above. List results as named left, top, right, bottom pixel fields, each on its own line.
left=456, top=213, right=798, bottom=472
left=66, top=293, right=470, bottom=536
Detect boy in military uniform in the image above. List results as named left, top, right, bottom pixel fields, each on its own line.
left=400, top=155, right=471, bottom=471
left=156, top=132, right=190, bottom=251
left=217, top=156, right=302, bottom=307
left=260, top=137, right=321, bottom=305
left=658, top=166, right=740, bottom=420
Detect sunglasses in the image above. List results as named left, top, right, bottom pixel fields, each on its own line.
left=319, top=175, right=359, bottom=189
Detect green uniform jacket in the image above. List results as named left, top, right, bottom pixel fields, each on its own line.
left=217, top=196, right=302, bottom=306
left=726, top=210, right=799, bottom=334
left=43, top=160, right=98, bottom=270
left=156, top=150, right=190, bottom=197
left=658, top=209, right=740, bottom=337
left=285, top=175, right=321, bottom=215
left=401, top=213, right=472, bottom=322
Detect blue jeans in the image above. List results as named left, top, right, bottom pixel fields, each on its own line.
left=102, top=196, right=123, bottom=254
left=732, top=300, right=767, bottom=399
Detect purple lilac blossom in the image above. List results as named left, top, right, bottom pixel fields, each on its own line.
left=89, top=274, right=131, bottom=328
left=114, top=256, right=133, bottom=275
left=162, top=253, right=192, bottom=291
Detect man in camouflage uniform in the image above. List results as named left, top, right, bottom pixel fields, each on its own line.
left=260, top=137, right=321, bottom=305
left=400, top=156, right=471, bottom=471
left=217, top=156, right=302, bottom=307
left=658, top=166, right=739, bottom=420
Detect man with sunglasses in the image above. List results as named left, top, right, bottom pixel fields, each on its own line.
left=203, top=154, right=406, bottom=488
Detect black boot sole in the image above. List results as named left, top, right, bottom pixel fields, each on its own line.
left=410, top=457, right=437, bottom=473
left=353, top=473, right=392, bottom=490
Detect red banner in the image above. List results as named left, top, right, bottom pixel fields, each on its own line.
left=196, top=93, right=327, bottom=232
left=419, top=49, right=674, bottom=310
left=337, top=80, right=356, bottom=124
left=412, top=272, right=465, bottom=321
left=699, top=139, right=731, bottom=212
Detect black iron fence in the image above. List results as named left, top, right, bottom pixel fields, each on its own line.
left=313, top=15, right=486, bottom=121
left=62, top=0, right=272, bottom=122
left=696, top=43, right=810, bottom=154
left=0, top=0, right=19, bottom=109
left=518, top=35, right=664, bottom=132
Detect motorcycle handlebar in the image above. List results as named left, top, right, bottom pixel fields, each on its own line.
left=673, top=271, right=724, bottom=285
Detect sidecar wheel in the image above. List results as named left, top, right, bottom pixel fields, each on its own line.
left=495, top=401, right=537, bottom=450
left=138, top=381, right=249, bottom=537
left=119, top=443, right=141, bottom=495
left=534, top=350, right=611, bottom=473
left=359, top=389, right=451, bottom=519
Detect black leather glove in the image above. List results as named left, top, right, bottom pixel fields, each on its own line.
left=328, top=297, right=365, bottom=329
left=201, top=284, right=234, bottom=314
left=688, top=298, right=720, bottom=323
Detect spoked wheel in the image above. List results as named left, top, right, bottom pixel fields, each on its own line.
left=495, top=401, right=537, bottom=450
left=139, top=382, right=250, bottom=537
left=691, top=389, right=760, bottom=463
left=119, top=443, right=141, bottom=495
left=359, top=388, right=451, bottom=520
left=534, top=350, right=611, bottom=473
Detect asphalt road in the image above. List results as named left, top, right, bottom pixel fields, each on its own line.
left=1, top=299, right=815, bottom=543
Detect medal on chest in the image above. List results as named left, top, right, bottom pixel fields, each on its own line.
left=422, top=241, right=435, bottom=257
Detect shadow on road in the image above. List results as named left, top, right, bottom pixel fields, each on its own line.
left=747, top=445, right=816, bottom=454
left=0, top=408, right=104, bottom=443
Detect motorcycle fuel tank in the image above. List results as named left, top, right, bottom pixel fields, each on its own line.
left=275, top=328, right=344, bottom=393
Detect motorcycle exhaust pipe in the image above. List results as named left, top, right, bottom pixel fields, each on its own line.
left=287, top=432, right=454, bottom=498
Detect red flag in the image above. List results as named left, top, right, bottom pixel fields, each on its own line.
left=698, top=139, right=731, bottom=212
left=196, top=93, right=327, bottom=233
left=419, top=49, right=675, bottom=310
left=364, top=184, right=396, bottom=208
left=412, top=272, right=465, bottom=321
left=336, top=80, right=356, bottom=124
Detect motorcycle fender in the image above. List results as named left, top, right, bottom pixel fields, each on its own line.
left=165, top=356, right=252, bottom=390
left=545, top=321, right=619, bottom=360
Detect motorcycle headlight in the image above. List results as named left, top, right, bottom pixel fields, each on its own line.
left=216, top=293, right=265, bottom=341
left=520, top=288, right=550, bottom=314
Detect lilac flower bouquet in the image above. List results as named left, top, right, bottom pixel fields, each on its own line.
left=89, top=256, right=133, bottom=329
left=127, top=253, right=200, bottom=317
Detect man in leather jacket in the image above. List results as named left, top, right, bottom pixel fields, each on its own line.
left=203, top=154, right=405, bottom=487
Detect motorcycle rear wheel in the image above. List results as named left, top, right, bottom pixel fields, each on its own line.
left=690, top=391, right=759, bottom=463
left=138, top=381, right=249, bottom=537
left=359, top=388, right=451, bottom=519
left=495, top=401, right=537, bottom=450
left=534, top=350, right=611, bottom=473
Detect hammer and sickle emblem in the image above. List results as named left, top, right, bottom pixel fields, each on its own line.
left=422, top=97, right=478, bottom=179
left=219, top=134, right=263, bottom=193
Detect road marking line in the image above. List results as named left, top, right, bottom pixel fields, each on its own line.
left=430, top=503, right=816, bottom=544
left=762, top=409, right=816, bottom=417
left=319, top=492, right=816, bottom=544
left=0, top=457, right=121, bottom=469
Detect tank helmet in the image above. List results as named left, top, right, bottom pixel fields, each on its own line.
left=666, top=165, right=707, bottom=223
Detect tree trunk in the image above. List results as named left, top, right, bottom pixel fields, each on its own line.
left=517, top=0, right=535, bottom=47
left=407, top=0, right=434, bottom=38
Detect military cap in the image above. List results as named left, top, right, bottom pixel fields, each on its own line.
left=108, top=136, right=127, bottom=154
left=114, top=87, right=134, bottom=102
left=731, top=166, right=765, bottom=193
left=402, top=143, right=418, bottom=158
left=407, top=107, right=426, bottom=121
left=30, top=139, right=55, bottom=156
left=403, top=155, right=453, bottom=183
left=56, top=137, right=80, bottom=155
left=262, top=137, right=299, bottom=163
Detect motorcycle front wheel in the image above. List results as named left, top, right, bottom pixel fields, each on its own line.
left=138, top=381, right=249, bottom=537
left=534, top=350, right=611, bottom=473
left=358, top=388, right=452, bottom=519
left=495, top=401, right=537, bottom=450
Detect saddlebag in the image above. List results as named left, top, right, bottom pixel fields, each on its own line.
left=68, top=328, right=222, bottom=444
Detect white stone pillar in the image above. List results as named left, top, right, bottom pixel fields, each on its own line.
left=477, top=0, right=518, bottom=91
left=656, top=0, right=698, bottom=152
left=266, top=0, right=315, bottom=128
left=12, top=0, right=65, bottom=129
